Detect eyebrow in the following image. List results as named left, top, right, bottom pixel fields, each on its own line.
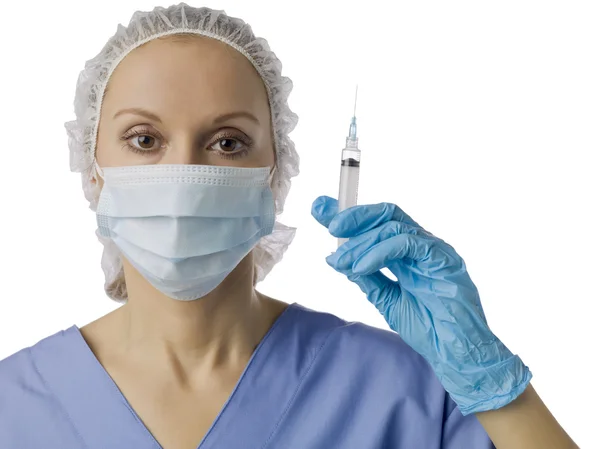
left=113, top=108, right=162, bottom=123
left=112, top=108, right=260, bottom=125
left=213, top=111, right=260, bottom=125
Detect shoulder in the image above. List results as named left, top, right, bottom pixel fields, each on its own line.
left=0, top=344, right=39, bottom=391
left=288, top=305, right=495, bottom=446
left=291, top=303, right=443, bottom=391
left=286, top=304, right=463, bottom=438
left=291, top=303, right=432, bottom=367
left=0, top=329, right=70, bottom=415
left=0, top=328, right=84, bottom=446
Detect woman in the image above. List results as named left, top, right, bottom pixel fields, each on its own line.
left=0, top=4, right=578, bottom=449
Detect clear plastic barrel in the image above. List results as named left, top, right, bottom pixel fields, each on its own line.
left=338, top=147, right=361, bottom=247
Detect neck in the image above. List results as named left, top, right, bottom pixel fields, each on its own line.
left=116, top=253, right=281, bottom=369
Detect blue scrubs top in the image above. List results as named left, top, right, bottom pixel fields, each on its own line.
left=0, top=303, right=495, bottom=448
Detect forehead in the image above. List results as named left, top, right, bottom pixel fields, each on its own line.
left=102, top=35, right=269, bottom=118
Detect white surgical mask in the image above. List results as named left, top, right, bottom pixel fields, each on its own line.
left=94, top=162, right=275, bottom=300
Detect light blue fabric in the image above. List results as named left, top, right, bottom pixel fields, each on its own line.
left=311, top=196, right=532, bottom=415
left=0, top=303, right=494, bottom=448
left=96, top=164, right=275, bottom=300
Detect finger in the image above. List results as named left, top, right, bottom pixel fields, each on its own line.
left=311, top=196, right=338, bottom=228
left=329, top=202, right=425, bottom=238
left=335, top=250, right=425, bottom=340
left=348, top=272, right=402, bottom=319
left=352, top=233, right=432, bottom=275
left=326, top=220, right=420, bottom=272
left=350, top=271, right=439, bottom=366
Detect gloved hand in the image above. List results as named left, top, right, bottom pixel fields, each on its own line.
left=311, top=196, right=532, bottom=415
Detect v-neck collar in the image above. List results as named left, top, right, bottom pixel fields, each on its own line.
left=30, top=302, right=302, bottom=449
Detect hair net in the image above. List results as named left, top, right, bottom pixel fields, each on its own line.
left=64, top=3, right=299, bottom=302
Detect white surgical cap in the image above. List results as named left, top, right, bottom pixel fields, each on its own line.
left=64, top=3, right=299, bottom=302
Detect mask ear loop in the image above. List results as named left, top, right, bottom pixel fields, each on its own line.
left=94, top=159, right=105, bottom=181
left=268, top=164, right=276, bottom=186
left=253, top=164, right=276, bottom=288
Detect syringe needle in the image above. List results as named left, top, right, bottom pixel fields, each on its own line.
left=353, top=85, right=358, bottom=116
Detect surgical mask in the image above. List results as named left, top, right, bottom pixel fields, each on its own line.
left=94, top=162, right=275, bottom=300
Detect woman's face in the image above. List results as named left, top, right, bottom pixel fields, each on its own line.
left=95, top=34, right=275, bottom=170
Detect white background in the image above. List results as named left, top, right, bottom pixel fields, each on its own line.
left=0, top=1, right=598, bottom=446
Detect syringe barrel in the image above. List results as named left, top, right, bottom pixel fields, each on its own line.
left=338, top=147, right=361, bottom=247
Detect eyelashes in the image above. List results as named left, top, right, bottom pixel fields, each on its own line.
left=208, top=131, right=252, bottom=160
left=120, top=128, right=163, bottom=154
left=119, top=126, right=254, bottom=160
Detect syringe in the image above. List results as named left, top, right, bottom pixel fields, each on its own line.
left=337, top=86, right=361, bottom=247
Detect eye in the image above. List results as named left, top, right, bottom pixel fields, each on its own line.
left=209, top=137, right=244, bottom=153
left=207, top=131, right=253, bottom=160
left=132, top=135, right=156, bottom=150
left=128, top=134, right=161, bottom=152
left=120, top=128, right=163, bottom=154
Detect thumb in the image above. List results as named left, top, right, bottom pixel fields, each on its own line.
left=311, top=195, right=338, bottom=228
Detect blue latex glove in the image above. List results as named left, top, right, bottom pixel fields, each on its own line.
left=311, top=196, right=532, bottom=415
